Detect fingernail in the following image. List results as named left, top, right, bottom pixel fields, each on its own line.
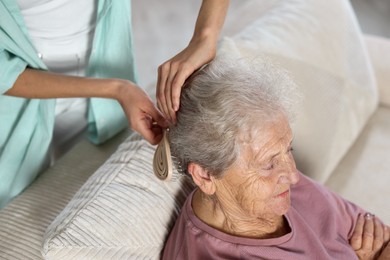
left=364, top=212, right=374, bottom=219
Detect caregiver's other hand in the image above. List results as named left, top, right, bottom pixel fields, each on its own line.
left=350, top=213, right=390, bottom=260
left=117, top=80, right=168, bottom=145
left=156, top=37, right=216, bottom=123
left=156, top=0, right=229, bottom=123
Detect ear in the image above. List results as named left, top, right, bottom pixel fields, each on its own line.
left=187, top=162, right=216, bottom=195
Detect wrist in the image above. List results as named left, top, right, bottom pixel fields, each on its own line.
left=192, top=28, right=219, bottom=45
left=106, top=78, right=130, bottom=102
left=189, top=31, right=218, bottom=59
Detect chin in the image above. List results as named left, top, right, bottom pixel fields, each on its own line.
left=276, top=206, right=290, bottom=216
left=273, top=198, right=291, bottom=216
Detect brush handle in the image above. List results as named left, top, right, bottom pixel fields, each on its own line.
left=153, top=131, right=173, bottom=181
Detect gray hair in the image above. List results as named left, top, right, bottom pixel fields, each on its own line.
left=168, top=57, right=299, bottom=178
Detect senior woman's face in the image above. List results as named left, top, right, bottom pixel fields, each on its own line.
left=213, top=113, right=300, bottom=218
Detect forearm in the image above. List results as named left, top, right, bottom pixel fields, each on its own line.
left=5, top=68, right=124, bottom=100
left=191, top=0, right=230, bottom=44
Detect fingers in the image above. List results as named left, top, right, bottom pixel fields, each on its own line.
left=164, top=64, right=177, bottom=122
left=171, top=64, right=193, bottom=111
left=351, top=213, right=365, bottom=250
left=385, top=225, right=390, bottom=243
left=351, top=213, right=389, bottom=260
left=361, top=213, right=375, bottom=251
left=137, top=101, right=169, bottom=145
left=135, top=115, right=164, bottom=145
left=157, top=63, right=171, bottom=121
left=373, top=217, right=384, bottom=252
left=121, top=83, right=168, bottom=145
left=165, top=63, right=194, bottom=122
left=144, top=99, right=169, bottom=129
left=158, top=61, right=186, bottom=124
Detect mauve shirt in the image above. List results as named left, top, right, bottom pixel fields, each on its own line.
left=162, top=172, right=365, bottom=260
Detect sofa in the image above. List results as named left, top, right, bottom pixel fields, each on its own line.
left=1, top=0, right=389, bottom=259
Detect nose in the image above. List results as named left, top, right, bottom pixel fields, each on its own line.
left=278, top=156, right=300, bottom=185
left=287, top=167, right=300, bottom=185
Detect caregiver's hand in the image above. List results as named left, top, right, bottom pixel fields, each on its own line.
left=156, top=0, right=229, bottom=123
left=117, top=80, right=168, bottom=145
left=350, top=213, right=390, bottom=260
left=156, top=37, right=216, bottom=123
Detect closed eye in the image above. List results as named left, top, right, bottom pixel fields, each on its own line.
left=262, top=163, right=274, bottom=171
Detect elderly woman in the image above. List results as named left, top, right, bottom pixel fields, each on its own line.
left=162, top=58, right=390, bottom=259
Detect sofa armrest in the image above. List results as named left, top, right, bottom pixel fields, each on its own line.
left=364, top=34, right=390, bottom=107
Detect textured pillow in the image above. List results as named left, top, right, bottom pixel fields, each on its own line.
left=42, top=133, right=194, bottom=259
left=220, top=0, right=378, bottom=183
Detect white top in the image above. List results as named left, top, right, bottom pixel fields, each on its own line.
left=17, top=0, right=97, bottom=158
left=17, top=0, right=97, bottom=75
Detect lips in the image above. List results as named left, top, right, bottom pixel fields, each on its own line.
left=277, top=190, right=289, bottom=198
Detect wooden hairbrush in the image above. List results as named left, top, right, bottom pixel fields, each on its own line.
left=153, top=130, right=173, bottom=181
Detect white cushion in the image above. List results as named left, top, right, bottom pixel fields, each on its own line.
left=326, top=106, right=390, bottom=224
left=42, top=133, right=194, bottom=259
left=0, top=130, right=128, bottom=260
left=220, top=0, right=378, bottom=183
left=364, top=34, right=390, bottom=107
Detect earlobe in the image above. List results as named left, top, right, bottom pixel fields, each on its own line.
left=188, top=162, right=216, bottom=195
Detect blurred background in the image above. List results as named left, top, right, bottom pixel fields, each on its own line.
left=350, top=0, right=390, bottom=38
left=56, top=0, right=390, bottom=161
left=132, top=0, right=390, bottom=92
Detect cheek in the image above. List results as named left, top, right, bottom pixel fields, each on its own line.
left=236, top=176, right=277, bottom=214
left=247, top=174, right=292, bottom=217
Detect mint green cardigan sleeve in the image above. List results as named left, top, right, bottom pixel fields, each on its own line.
left=0, top=49, right=28, bottom=94
left=0, top=0, right=55, bottom=209
left=0, top=0, right=46, bottom=93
